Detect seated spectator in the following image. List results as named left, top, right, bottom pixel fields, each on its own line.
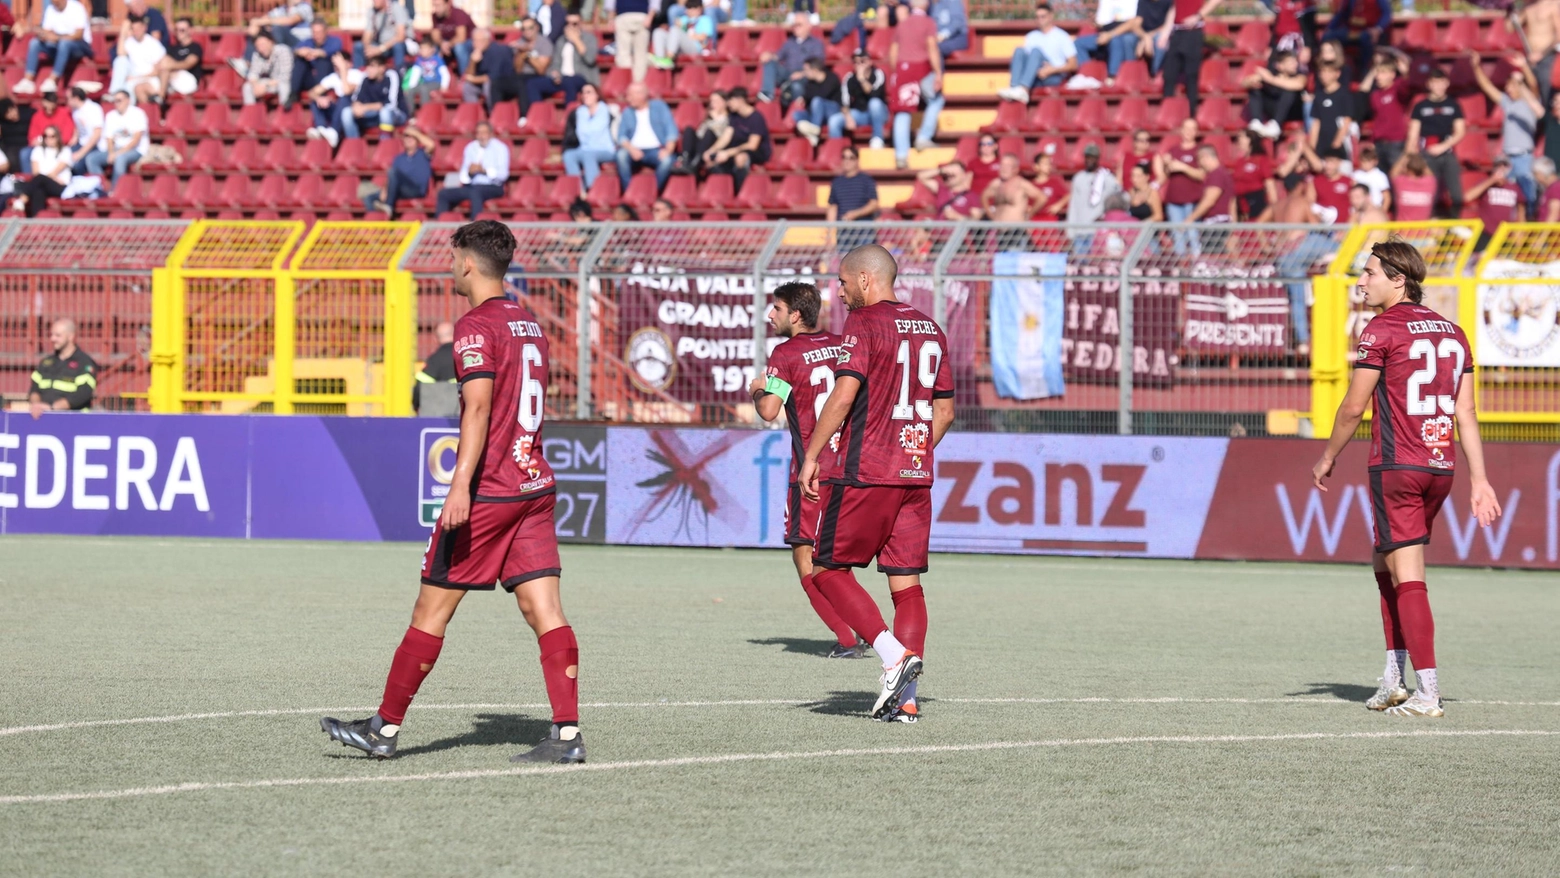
left=16, top=0, right=94, bottom=95
left=1065, top=143, right=1122, bottom=226
left=1072, top=0, right=1141, bottom=87
left=791, top=58, right=841, bottom=146
left=10, top=126, right=72, bottom=217
left=436, top=120, right=508, bottom=218
left=1244, top=49, right=1306, bottom=140
left=1229, top=129, right=1277, bottom=220
left=122, top=0, right=170, bottom=46
left=1031, top=152, right=1068, bottom=221
left=1126, top=162, right=1163, bottom=220
left=461, top=29, right=515, bottom=109
left=1351, top=144, right=1389, bottom=211
left=528, top=12, right=599, bottom=112
left=999, top=2, right=1076, bottom=102
left=94, top=89, right=148, bottom=181
left=1264, top=0, right=1317, bottom=64
left=405, top=37, right=452, bottom=112
left=0, top=99, right=34, bottom=175
left=291, top=20, right=344, bottom=96
left=341, top=56, right=406, bottom=139
left=677, top=89, right=729, bottom=176
left=563, top=82, right=617, bottom=187
left=365, top=125, right=435, bottom=217
left=650, top=197, right=675, bottom=222
left=26, top=319, right=96, bottom=417
left=1322, top=0, right=1388, bottom=81
left=1545, top=92, right=1560, bottom=169
left=536, top=0, right=566, bottom=41
left=243, top=0, right=312, bottom=61
left=889, top=0, right=945, bottom=168
left=1471, top=50, right=1543, bottom=211
left=826, top=145, right=879, bottom=249
left=1310, top=151, right=1353, bottom=225
left=1187, top=145, right=1234, bottom=223
left=110, top=15, right=166, bottom=105
left=615, top=82, right=679, bottom=192
left=652, top=0, right=714, bottom=62
left=832, top=0, right=907, bottom=53
left=916, top=159, right=983, bottom=219
left=933, top=0, right=969, bottom=57
left=431, top=0, right=476, bottom=77
left=1406, top=68, right=1465, bottom=218
left=66, top=86, right=103, bottom=176
left=155, top=18, right=206, bottom=102
left=24, top=86, right=74, bottom=174
left=708, top=86, right=770, bottom=192
left=1118, top=128, right=1155, bottom=181
left=240, top=32, right=295, bottom=108
left=355, top=0, right=409, bottom=69
left=1312, top=38, right=1355, bottom=93
left=1360, top=52, right=1410, bottom=173
left=512, top=17, right=555, bottom=121
left=1308, top=61, right=1353, bottom=159
left=758, top=19, right=823, bottom=105
left=611, top=203, right=639, bottom=221
left=831, top=50, right=888, bottom=147
left=303, top=60, right=359, bottom=146
left=983, top=151, right=1046, bottom=222
left=1469, top=158, right=1525, bottom=252
left=1536, top=157, right=1560, bottom=222
left=1349, top=182, right=1388, bottom=224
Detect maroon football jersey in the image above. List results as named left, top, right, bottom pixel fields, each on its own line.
left=1355, top=302, right=1473, bottom=473
left=452, top=297, right=557, bottom=499
left=822, top=301, right=954, bottom=487
left=763, top=330, right=844, bottom=483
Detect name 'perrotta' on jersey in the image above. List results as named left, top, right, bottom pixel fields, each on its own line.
left=452, top=297, right=557, bottom=499
left=1355, top=302, right=1473, bottom=473
left=763, top=330, right=844, bottom=483
left=822, top=301, right=954, bottom=487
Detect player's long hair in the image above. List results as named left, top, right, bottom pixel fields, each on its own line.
left=1370, top=238, right=1427, bottom=304
left=773, top=281, right=822, bottom=329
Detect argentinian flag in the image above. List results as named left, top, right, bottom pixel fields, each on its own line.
left=990, top=252, right=1066, bottom=400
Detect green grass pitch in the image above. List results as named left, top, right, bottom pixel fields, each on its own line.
left=2, top=535, right=1559, bottom=876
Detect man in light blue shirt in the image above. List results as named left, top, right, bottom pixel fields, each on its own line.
left=436, top=120, right=509, bottom=218
left=931, top=0, right=968, bottom=57
left=999, top=2, right=1077, bottom=102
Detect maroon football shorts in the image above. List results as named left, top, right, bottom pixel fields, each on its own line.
left=813, top=483, right=932, bottom=575
left=421, top=492, right=562, bottom=591
left=785, top=483, right=820, bottom=547
left=1368, top=469, right=1453, bottom=553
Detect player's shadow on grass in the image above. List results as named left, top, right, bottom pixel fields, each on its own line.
left=1286, top=683, right=1379, bottom=701
left=797, top=690, right=878, bottom=717
left=747, top=637, right=842, bottom=657
left=391, top=713, right=554, bottom=758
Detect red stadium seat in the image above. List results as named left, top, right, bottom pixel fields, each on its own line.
left=895, top=182, right=936, bottom=217
left=1481, top=19, right=1523, bottom=53
left=1079, top=60, right=1108, bottom=84
left=585, top=172, right=621, bottom=210
left=1458, top=94, right=1491, bottom=129
left=763, top=173, right=812, bottom=209
left=182, top=174, right=218, bottom=210
left=753, top=27, right=785, bottom=58
left=1195, top=96, right=1234, bottom=132
left=141, top=102, right=164, bottom=137
left=496, top=175, right=546, bottom=208
left=674, top=98, right=705, bottom=130
left=599, top=66, right=633, bottom=101
left=1104, top=97, right=1149, bottom=133
left=292, top=173, right=326, bottom=209
left=444, top=101, right=485, bottom=135
left=207, top=32, right=248, bottom=66
left=693, top=173, right=734, bottom=208
left=489, top=101, right=522, bottom=137
left=521, top=101, right=560, bottom=135
left=96, top=174, right=146, bottom=211
left=1233, top=22, right=1269, bottom=58
left=322, top=175, right=362, bottom=209
left=1110, top=60, right=1150, bottom=95
left=769, top=135, right=812, bottom=172
left=1437, top=19, right=1480, bottom=54
left=197, top=65, right=243, bottom=101
left=413, top=101, right=446, bottom=132
left=1021, top=97, right=1066, bottom=133
left=866, top=27, right=892, bottom=58
left=216, top=174, right=254, bottom=209
left=1151, top=96, right=1189, bottom=131
left=712, top=61, right=750, bottom=95
left=513, top=136, right=550, bottom=173
left=547, top=174, right=583, bottom=208
left=1455, top=129, right=1490, bottom=166
left=675, top=64, right=712, bottom=99
left=435, top=137, right=471, bottom=174
left=229, top=103, right=273, bottom=137
left=641, top=68, right=672, bottom=99
left=660, top=174, right=697, bottom=209
left=711, top=28, right=751, bottom=62
left=162, top=102, right=198, bottom=138
left=735, top=172, right=770, bottom=209
left=982, top=100, right=1026, bottom=135
left=146, top=173, right=183, bottom=211
left=252, top=174, right=292, bottom=209
left=369, top=134, right=401, bottom=169
left=299, top=137, right=334, bottom=171
left=1399, top=19, right=1437, bottom=53
left=621, top=172, right=659, bottom=210
left=197, top=102, right=233, bottom=138
left=1066, top=97, right=1107, bottom=133
left=332, top=137, right=371, bottom=172
left=261, top=138, right=299, bottom=172
left=806, top=137, right=846, bottom=171
left=272, top=104, right=311, bottom=138
left=228, top=139, right=265, bottom=173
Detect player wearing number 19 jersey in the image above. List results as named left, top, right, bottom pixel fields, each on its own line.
left=1313, top=238, right=1502, bottom=719
left=321, top=221, right=585, bottom=764
left=750, top=282, right=866, bottom=658
left=799, top=245, right=955, bottom=723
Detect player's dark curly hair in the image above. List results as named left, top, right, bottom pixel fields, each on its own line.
left=1370, top=237, right=1427, bottom=304
left=773, top=281, right=822, bottom=329
left=451, top=219, right=516, bottom=280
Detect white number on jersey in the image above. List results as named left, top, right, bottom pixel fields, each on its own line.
left=519, top=343, right=544, bottom=432
left=891, top=339, right=944, bottom=421
left=809, top=364, right=835, bottom=419
left=1405, top=337, right=1465, bottom=416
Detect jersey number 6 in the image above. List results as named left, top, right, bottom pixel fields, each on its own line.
left=519, top=343, right=544, bottom=432
left=892, top=339, right=943, bottom=421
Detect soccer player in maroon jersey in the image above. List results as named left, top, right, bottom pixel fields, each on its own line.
left=748, top=281, right=869, bottom=659
left=798, top=245, right=955, bottom=722
left=322, top=221, right=585, bottom=763
left=1312, top=238, right=1502, bottom=718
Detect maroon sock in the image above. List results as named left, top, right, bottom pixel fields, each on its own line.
left=802, top=573, right=858, bottom=648
left=812, top=568, right=889, bottom=644
left=538, top=625, right=579, bottom=726
left=1394, top=581, right=1436, bottom=670
left=1376, top=571, right=1406, bottom=651
left=378, top=626, right=444, bottom=725
left=891, top=585, right=927, bottom=657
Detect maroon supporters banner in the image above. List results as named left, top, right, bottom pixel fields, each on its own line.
left=1063, top=259, right=1177, bottom=388
left=615, top=272, right=769, bottom=404
left=1180, top=260, right=1290, bottom=356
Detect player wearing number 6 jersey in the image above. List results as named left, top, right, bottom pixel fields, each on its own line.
left=749, top=282, right=868, bottom=659
left=1313, top=238, right=1502, bottom=719
left=321, top=221, right=585, bottom=764
left=798, top=245, right=955, bottom=723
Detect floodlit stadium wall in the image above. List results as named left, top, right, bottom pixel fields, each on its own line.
left=2, top=413, right=1557, bottom=570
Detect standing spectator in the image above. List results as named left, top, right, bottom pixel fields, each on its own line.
left=340, top=55, right=404, bottom=138
left=998, top=2, right=1077, bottom=102
left=155, top=18, right=206, bottom=102
left=832, top=50, right=888, bottom=147
left=1137, top=0, right=1173, bottom=76
left=1187, top=144, right=1234, bottom=223
left=1390, top=152, right=1437, bottom=221
left=1471, top=51, right=1543, bottom=212
left=1323, top=0, right=1388, bottom=80
left=708, top=87, right=770, bottom=192
left=1468, top=158, right=1525, bottom=253
left=432, top=0, right=476, bottom=77
left=1543, top=91, right=1560, bottom=170
left=413, top=322, right=457, bottom=415
left=1118, top=128, right=1155, bottom=180
left=563, top=82, right=617, bottom=187
left=615, top=82, right=678, bottom=192
left=25, top=319, right=95, bottom=416
left=1360, top=52, right=1410, bottom=175
left=1522, top=0, right=1558, bottom=105
left=788, top=0, right=819, bottom=27
left=0, top=100, right=35, bottom=176
left=15, top=0, right=93, bottom=95
left=355, top=0, right=409, bottom=69
left=111, top=15, right=167, bottom=105
left=1229, top=130, right=1276, bottom=220
left=241, top=0, right=312, bottom=61
left=1406, top=69, right=1465, bottom=218
left=25, top=87, right=74, bottom=174
left=93, top=90, right=147, bottom=181
left=536, top=0, right=566, bottom=42
left=888, top=0, right=944, bottom=169
left=1072, top=0, right=1142, bottom=87
left=1351, top=144, right=1390, bottom=210
left=1271, top=190, right=1329, bottom=357
left=614, top=0, right=652, bottom=84
left=1065, top=143, right=1122, bottom=227
left=1126, top=163, right=1164, bottom=220
left=1536, top=156, right=1560, bottom=221
left=291, top=20, right=342, bottom=97
left=240, top=32, right=295, bottom=108
left=969, top=134, right=1002, bottom=197
left=759, top=19, right=824, bottom=105
left=1308, top=61, right=1353, bottom=159
left=512, top=18, right=555, bottom=122
left=827, top=146, right=879, bottom=250
left=1030, top=152, right=1068, bottom=221
left=365, top=126, right=435, bottom=217
left=462, top=29, right=515, bottom=109
left=932, top=0, right=969, bottom=58
left=792, top=58, right=841, bottom=146
left=916, top=160, right=983, bottom=219
left=1310, top=151, right=1353, bottom=225
left=983, top=152, right=1045, bottom=221
left=677, top=89, right=729, bottom=176
left=1243, top=49, right=1306, bottom=140
left=437, top=120, right=509, bottom=218
left=1163, top=0, right=1220, bottom=117
left=1160, top=118, right=1204, bottom=252
left=66, top=87, right=103, bottom=176
left=529, top=13, right=599, bottom=112
left=1265, top=0, right=1317, bottom=63
left=10, top=126, right=71, bottom=216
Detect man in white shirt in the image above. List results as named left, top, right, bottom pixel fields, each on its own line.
left=89, top=90, right=149, bottom=182
left=1071, top=0, right=1141, bottom=87
left=436, top=120, right=510, bottom=218
left=999, top=2, right=1077, bottom=102
left=613, top=82, right=678, bottom=191
left=110, top=14, right=168, bottom=105
left=17, top=0, right=94, bottom=95
left=67, top=87, right=106, bottom=175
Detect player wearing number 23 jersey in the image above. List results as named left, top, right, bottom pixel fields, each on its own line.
left=764, top=327, right=844, bottom=546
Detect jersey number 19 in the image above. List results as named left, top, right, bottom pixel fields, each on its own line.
left=892, top=339, right=943, bottom=421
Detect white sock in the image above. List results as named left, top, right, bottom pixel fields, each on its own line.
left=1416, top=668, right=1438, bottom=700
left=873, top=631, right=907, bottom=669
left=900, top=680, right=917, bottom=706
left=1384, top=650, right=1408, bottom=687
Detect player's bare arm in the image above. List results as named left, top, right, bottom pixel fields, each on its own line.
left=931, top=396, right=954, bottom=447
left=1312, top=366, right=1378, bottom=490
left=800, top=374, right=860, bottom=501
left=1453, top=371, right=1502, bottom=527
left=749, top=376, right=783, bottom=421
left=440, top=375, right=491, bottom=530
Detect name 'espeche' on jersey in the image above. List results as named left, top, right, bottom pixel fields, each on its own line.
left=1355, top=302, right=1473, bottom=473
left=822, top=300, right=954, bottom=487
left=764, top=330, right=844, bottom=483
left=451, top=297, right=557, bottom=499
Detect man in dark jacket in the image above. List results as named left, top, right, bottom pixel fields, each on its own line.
left=791, top=58, right=842, bottom=145
left=413, top=321, right=456, bottom=413
left=29, top=318, right=96, bottom=418
left=830, top=49, right=888, bottom=146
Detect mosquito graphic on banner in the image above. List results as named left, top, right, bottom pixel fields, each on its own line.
left=990, top=252, right=1066, bottom=400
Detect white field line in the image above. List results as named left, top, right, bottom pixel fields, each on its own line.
left=4, top=696, right=1559, bottom=738
left=1, top=728, right=1555, bottom=806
